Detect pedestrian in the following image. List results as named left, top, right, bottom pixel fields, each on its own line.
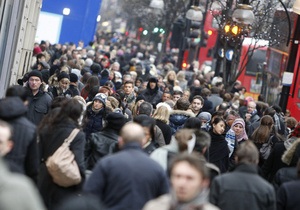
left=37, top=98, right=86, bottom=209
left=25, top=70, right=52, bottom=125
left=144, top=152, right=219, bottom=210
left=83, top=122, right=169, bottom=210
left=210, top=141, right=276, bottom=210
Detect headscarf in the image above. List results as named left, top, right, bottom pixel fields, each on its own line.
left=231, top=118, right=248, bottom=142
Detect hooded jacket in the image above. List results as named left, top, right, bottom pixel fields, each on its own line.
left=169, top=110, right=195, bottom=134
left=0, top=97, right=39, bottom=182
left=141, top=78, right=163, bottom=107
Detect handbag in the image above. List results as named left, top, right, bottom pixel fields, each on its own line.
left=46, top=128, right=82, bottom=187
left=260, top=135, right=274, bottom=160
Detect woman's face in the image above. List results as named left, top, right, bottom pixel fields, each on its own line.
left=213, top=121, right=225, bottom=135
left=93, top=100, right=104, bottom=110
left=233, top=123, right=243, bottom=136
left=59, top=79, right=70, bottom=91
left=168, top=73, right=175, bottom=81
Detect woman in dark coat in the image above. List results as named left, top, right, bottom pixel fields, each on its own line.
left=37, top=98, right=86, bottom=209
left=209, top=117, right=230, bottom=173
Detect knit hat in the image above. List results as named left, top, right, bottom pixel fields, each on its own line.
left=231, top=118, right=248, bottom=142
left=148, top=76, right=158, bottom=83
left=69, top=73, right=78, bottom=83
left=105, top=112, right=127, bottom=131
left=93, top=93, right=107, bottom=105
left=28, top=70, right=43, bottom=81
left=198, top=112, right=212, bottom=122
left=58, top=71, right=70, bottom=81
left=136, top=94, right=146, bottom=103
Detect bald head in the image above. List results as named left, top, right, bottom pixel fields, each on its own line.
left=120, top=122, right=145, bottom=145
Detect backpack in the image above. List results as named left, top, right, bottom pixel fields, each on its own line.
left=260, top=135, right=274, bottom=160
left=46, top=129, right=82, bottom=187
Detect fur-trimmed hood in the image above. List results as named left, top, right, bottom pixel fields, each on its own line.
left=170, top=110, right=195, bottom=118
left=282, top=137, right=300, bottom=165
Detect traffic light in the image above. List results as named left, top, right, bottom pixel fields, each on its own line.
left=170, top=18, right=185, bottom=49
left=200, top=31, right=209, bottom=47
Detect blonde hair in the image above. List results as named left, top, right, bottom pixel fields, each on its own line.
left=152, top=105, right=170, bottom=124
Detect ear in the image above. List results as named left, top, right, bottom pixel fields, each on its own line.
left=201, top=178, right=210, bottom=189
left=118, top=137, right=124, bottom=149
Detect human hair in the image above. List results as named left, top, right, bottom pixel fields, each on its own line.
left=211, top=117, right=226, bottom=128
left=236, top=140, right=259, bottom=165
left=84, top=76, right=100, bottom=92
left=201, top=88, right=211, bottom=98
left=174, top=129, right=195, bottom=152
left=176, top=71, right=186, bottom=81
left=6, top=85, right=28, bottom=102
left=184, top=117, right=201, bottom=129
left=263, top=107, right=276, bottom=117
left=174, top=97, right=190, bottom=111
left=133, top=114, right=155, bottom=142
left=138, top=101, right=153, bottom=116
left=45, top=98, right=83, bottom=131
left=173, top=90, right=183, bottom=97
left=210, top=86, right=220, bottom=94
left=152, top=105, right=170, bottom=124
left=124, top=80, right=134, bottom=87
left=50, top=96, right=69, bottom=109
left=223, top=93, right=232, bottom=102
left=192, top=95, right=204, bottom=104
left=169, top=152, right=210, bottom=180
left=193, top=129, right=211, bottom=154
left=251, top=115, right=274, bottom=144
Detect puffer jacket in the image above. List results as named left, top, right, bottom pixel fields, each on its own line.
left=83, top=105, right=105, bottom=139
left=169, top=110, right=195, bottom=134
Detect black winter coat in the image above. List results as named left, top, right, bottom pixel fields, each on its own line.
left=210, top=164, right=276, bottom=210
left=26, top=89, right=52, bottom=125
left=38, top=121, right=86, bottom=209
left=85, top=128, right=119, bottom=170
left=83, top=105, right=105, bottom=139
left=0, top=97, right=39, bottom=182
left=208, top=129, right=229, bottom=173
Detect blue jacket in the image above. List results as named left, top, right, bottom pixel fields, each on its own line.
left=169, top=110, right=195, bottom=134
left=84, top=142, right=169, bottom=210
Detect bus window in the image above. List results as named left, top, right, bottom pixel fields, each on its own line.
left=245, top=49, right=267, bottom=75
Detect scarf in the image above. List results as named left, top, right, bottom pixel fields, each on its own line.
left=231, top=118, right=248, bottom=142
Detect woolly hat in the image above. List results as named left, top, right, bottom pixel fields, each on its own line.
left=58, top=71, right=70, bottom=81
left=93, top=93, right=107, bottom=105
left=136, top=94, right=146, bottom=103
left=28, top=70, right=43, bottom=81
left=198, top=112, right=212, bottom=122
left=148, top=76, right=158, bottom=83
left=69, top=73, right=78, bottom=83
left=105, top=112, right=127, bottom=131
left=33, top=46, right=42, bottom=56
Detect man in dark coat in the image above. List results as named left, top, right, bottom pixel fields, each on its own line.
left=85, top=111, right=127, bottom=170
left=25, top=70, right=52, bottom=125
left=141, top=76, right=163, bottom=108
left=210, top=141, right=276, bottom=210
left=83, top=122, right=169, bottom=210
left=0, top=95, right=39, bottom=183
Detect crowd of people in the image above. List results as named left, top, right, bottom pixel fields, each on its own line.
left=0, top=35, right=300, bottom=210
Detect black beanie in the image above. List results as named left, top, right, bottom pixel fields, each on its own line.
left=136, top=94, right=146, bottom=103
left=106, top=112, right=127, bottom=131
left=69, top=73, right=78, bottom=83
left=58, top=71, right=70, bottom=81
left=28, top=70, right=43, bottom=81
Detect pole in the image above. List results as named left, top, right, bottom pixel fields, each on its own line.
left=279, top=15, right=300, bottom=112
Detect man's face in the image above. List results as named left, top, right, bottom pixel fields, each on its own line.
left=171, top=161, right=207, bottom=202
left=28, top=76, right=42, bottom=92
left=192, top=99, right=203, bottom=112
left=0, top=126, right=12, bottom=156
left=162, top=93, right=171, bottom=102
left=124, top=83, right=133, bottom=95
left=247, top=102, right=256, bottom=113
